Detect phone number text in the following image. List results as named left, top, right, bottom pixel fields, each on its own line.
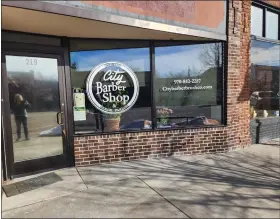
left=173, top=79, right=201, bottom=85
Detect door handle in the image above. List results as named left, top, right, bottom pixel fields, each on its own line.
left=56, top=112, right=63, bottom=125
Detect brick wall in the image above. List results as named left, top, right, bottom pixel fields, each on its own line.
left=74, top=128, right=230, bottom=166
left=264, top=0, right=280, bottom=8
left=84, top=1, right=226, bottom=32
left=239, top=0, right=252, bottom=146
left=74, top=0, right=252, bottom=166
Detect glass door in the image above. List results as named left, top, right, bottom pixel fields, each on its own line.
left=2, top=52, right=70, bottom=177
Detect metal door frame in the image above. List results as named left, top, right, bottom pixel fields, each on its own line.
left=1, top=41, right=74, bottom=179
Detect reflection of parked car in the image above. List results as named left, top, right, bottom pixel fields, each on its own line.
left=250, top=91, right=279, bottom=110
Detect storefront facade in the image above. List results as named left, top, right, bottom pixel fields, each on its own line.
left=1, top=1, right=279, bottom=180
left=249, top=2, right=280, bottom=143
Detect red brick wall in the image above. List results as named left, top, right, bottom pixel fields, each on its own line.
left=85, top=1, right=225, bottom=29
left=74, top=0, right=252, bottom=166
left=239, top=0, right=252, bottom=146
left=264, top=0, right=280, bottom=8
left=74, top=128, right=230, bottom=166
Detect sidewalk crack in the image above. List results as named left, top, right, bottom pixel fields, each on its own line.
left=136, top=176, right=192, bottom=219
left=75, top=167, right=88, bottom=189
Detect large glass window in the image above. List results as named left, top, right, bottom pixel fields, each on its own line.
left=266, top=11, right=279, bottom=40
left=70, top=40, right=225, bottom=133
left=154, top=42, right=223, bottom=128
left=70, top=40, right=151, bottom=133
left=250, top=40, right=280, bottom=119
left=251, top=6, right=264, bottom=37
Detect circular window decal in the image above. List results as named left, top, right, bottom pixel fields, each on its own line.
left=86, top=62, right=139, bottom=114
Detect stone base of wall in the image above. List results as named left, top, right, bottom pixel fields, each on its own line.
left=74, top=128, right=250, bottom=166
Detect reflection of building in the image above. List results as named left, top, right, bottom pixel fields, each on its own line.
left=250, top=1, right=280, bottom=143
left=250, top=65, right=280, bottom=93
left=250, top=62, right=280, bottom=144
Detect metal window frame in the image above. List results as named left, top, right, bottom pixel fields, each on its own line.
left=150, top=41, right=157, bottom=130
left=1, top=40, right=75, bottom=179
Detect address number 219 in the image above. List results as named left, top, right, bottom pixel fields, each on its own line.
left=26, top=58, right=37, bottom=66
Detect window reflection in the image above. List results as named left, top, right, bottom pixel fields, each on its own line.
left=154, top=43, right=223, bottom=128
left=70, top=40, right=225, bottom=133
left=250, top=40, right=280, bottom=119
left=6, top=56, right=63, bottom=161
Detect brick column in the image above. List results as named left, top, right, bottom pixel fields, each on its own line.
left=240, top=0, right=252, bottom=146
left=226, top=0, right=252, bottom=149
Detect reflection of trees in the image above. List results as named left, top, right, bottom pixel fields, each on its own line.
left=166, top=66, right=200, bottom=78
left=154, top=43, right=224, bottom=108
left=71, top=62, right=77, bottom=70
left=199, top=43, right=223, bottom=105
left=199, top=43, right=222, bottom=68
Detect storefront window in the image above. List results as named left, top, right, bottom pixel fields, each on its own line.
left=70, top=40, right=151, bottom=133
left=250, top=40, right=280, bottom=119
left=70, top=40, right=224, bottom=134
left=154, top=42, right=223, bottom=128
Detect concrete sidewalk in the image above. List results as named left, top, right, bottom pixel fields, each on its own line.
left=2, top=143, right=280, bottom=218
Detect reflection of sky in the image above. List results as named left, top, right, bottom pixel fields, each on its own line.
left=71, top=48, right=150, bottom=72
left=155, top=45, right=208, bottom=77
left=251, top=40, right=280, bottom=66
left=71, top=44, right=214, bottom=78
left=6, top=56, right=58, bottom=80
